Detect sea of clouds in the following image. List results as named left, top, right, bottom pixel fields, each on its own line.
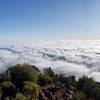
left=0, top=40, right=100, bottom=82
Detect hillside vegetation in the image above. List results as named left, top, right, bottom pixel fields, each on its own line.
left=0, top=64, right=100, bottom=100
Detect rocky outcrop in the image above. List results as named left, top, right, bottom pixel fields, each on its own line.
left=39, top=83, right=74, bottom=100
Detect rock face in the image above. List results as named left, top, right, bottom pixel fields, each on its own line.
left=39, top=82, right=74, bottom=100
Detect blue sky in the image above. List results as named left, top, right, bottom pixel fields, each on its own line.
left=0, top=0, right=100, bottom=40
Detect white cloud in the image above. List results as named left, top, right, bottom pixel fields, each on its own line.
left=0, top=40, right=100, bottom=82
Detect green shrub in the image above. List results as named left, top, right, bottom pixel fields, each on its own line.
left=1, top=81, right=15, bottom=88
left=72, top=91, right=87, bottom=100
left=23, top=81, right=40, bottom=99
left=38, top=74, right=53, bottom=86
left=1, top=70, right=11, bottom=81
left=77, top=76, right=96, bottom=97
left=15, top=93, right=27, bottom=100
left=1, top=81, right=16, bottom=98
left=43, top=67, right=54, bottom=77
left=9, top=64, right=38, bottom=88
left=93, top=87, right=100, bottom=100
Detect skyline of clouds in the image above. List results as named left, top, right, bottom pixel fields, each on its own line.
left=0, top=40, right=100, bottom=82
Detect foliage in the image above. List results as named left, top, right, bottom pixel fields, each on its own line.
left=93, top=87, right=100, bottom=100
left=38, top=74, right=53, bottom=86
left=9, top=64, right=38, bottom=88
left=1, top=81, right=15, bottom=88
left=56, top=74, right=76, bottom=86
left=72, top=91, right=87, bottom=100
left=0, top=64, right=100, bottom=100
left=43, top=67, right=54, bottom=77
left=23, top=81, right=40, bottom=99
left=15, top=93, right=27, bottom=100
left=1, top=70, right=11, bottom=81
left=77, top=76, right=96, bottom=97
left=1, top=81, right=16, bottom=98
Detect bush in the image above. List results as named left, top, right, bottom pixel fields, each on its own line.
left=38, top=74, right=53, bottom=86
left=43, top=67, right=54, bottom=77
left=93, top=87, right=100, bottom=100
left=1, top=70, right=11, bottom=81
left=15, top=93, right=27, bottom=100
left=1, top=81, right=15, bottom=88
left=1, top=81, right=16, bottom=98
left=9, top=64, right=38, bottom=88
left=72, top=91, right=87, bottom=100
left=77, top=76, right=96, bottom=97
left=23, top=81, right=40, bottom=99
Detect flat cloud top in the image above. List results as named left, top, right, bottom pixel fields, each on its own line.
left=0, top=40, right=100, bottom=82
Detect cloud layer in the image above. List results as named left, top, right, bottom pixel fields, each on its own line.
left=0, top=40, right=100, bottom=82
